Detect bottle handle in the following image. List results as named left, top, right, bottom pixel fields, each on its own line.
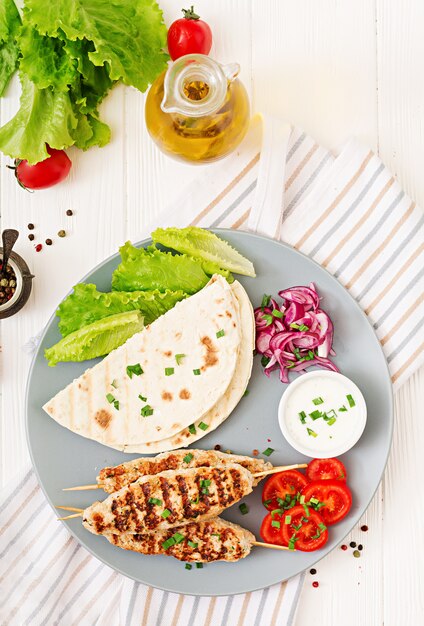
left=248, top=114, right=292, bottom=239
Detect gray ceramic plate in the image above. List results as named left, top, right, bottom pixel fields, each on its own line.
left=26, top=230, right=393, bottom=596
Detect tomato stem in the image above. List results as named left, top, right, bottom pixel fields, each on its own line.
left=182, top=5, right=200, bottom=20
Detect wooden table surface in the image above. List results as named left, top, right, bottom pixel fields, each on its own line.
left=1, top=2, right=423, bottom=624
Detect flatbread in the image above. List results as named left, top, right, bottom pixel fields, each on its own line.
left=113, top=280, right=254, bottom=453
left=43, top=275, right=242, bottom=448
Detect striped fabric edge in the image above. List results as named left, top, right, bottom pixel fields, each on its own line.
left=118, top=573, right=305, bottom=626
left=282, top=139, right=424, bottom=390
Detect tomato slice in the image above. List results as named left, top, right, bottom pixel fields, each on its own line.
left=306, top=458, right=347, bottom=482
left=262, top=470, right=309, bottom=511
left=260, top=512, right=287, bottom=546
left=281, top=504, right=328, bottom=551
left=301, top=480, right=352, bottom=525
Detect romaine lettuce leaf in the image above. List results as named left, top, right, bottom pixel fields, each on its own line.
left=57, top=283, right=187, bottom=336
left=0, top=0, right=21, bottom=96
left=111, top=242, right=212, bottom=295
left=152, top=227, right=256, bottom=277
left=0, top=73, right=78, bottom=163
left=25, top=0, right=169, bottom=92
left=45, top=310, right=144, bottom=366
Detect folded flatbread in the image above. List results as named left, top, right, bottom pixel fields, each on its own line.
left=112, top=280, right=254, bottom=453
left=43, top=275, right=243, bottom=448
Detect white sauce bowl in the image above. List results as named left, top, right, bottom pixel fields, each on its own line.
left=278, top=371, right=367, bottom=458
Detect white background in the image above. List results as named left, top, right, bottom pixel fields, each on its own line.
left=1, top=1, right=423, bottom=624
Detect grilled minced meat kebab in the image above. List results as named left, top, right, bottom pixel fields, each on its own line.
left=98, top=449, right=272, bottom=493
left=106, top=517, right=255, bottom=563
left=83, top=464, right=254, bottom=536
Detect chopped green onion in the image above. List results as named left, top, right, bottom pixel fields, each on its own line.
left=126, top=363, right=143, bottom=378
left=148, top=497, right=162, bottom=506
left=299, top=324, right=309, bottom=331
left=187, top=540, right=198, bottom=549
left=339, top=405, right=348, bottom=412
left=261, top=294, right=271, bottom=308
left=309, top=497, right=319, bottom=505
left=271, top=520, right=281, bottom=529
left=299, top=495, right=305, bottom=504
left=140, top=405, right=154, bottom=417
left=290, top=323, right=300, bottom=329
left=172, top=532, right=185, bottom=544
left=185, top=563, right=192, bottom=570
left=188, top=424, right=196, bottom=434
left=196, top=563, right=203, bottom=569
left=347, top=394, right=355, bottom=407
left=111, top=380, right=118, bottom=389
left=162, top=537, right=176, bottom=550
left=299, top=411, right=307, bottom=424
left=261, top=355, right=271, bottom=367
left=165, top=367, right=174, bottom=376
left=318, top=522, right=327, bottom=532
left=200, top=479, right=211, bottom=494
left=308, top=350, right=315, bottom=359
left=292, top=523, right=302, bottom=531
left=263, top=498, right=273, bottom=507
left=106, top=393, right=115, bottom=403
left=183, top=453, right=193, bottom=464
left=312, top=397, right=324, bottom=405
left=211, top=533, right=221, bottom=539
left=113, top=400, right=120, bottom=410
left=288, top=535, right=298, bottom=550
left=285, top=515, right=292, bottom=524
left=309, top=410, right=322, bottom=420
left=243, top=389, right=249, bottom=397
left=175, top=353, right=186, bottom=365
left=193, top=369, right=201, bottom=376
left=161, top=509, right=171, bottom=518
left=307, top=428, right=318, bottom=437
left=198, top=421, right=208, bottom=431
left=271, top=508, right=282, bottom=517
left=311, top=530, right=321, bottom=539
left=191, top=497, right=200, bottom=505
left=138, top=394, right=147, bottom=402
left=263, top=314, right=273, bottom=326
left=327, top=417, right=337, bottom=426
left=239, top=503, right=249, bottom=515
left=302, top=503, right=310, bottom=517
left=272, top=309, right=283, bottom=319
left=216, top=329, right=225, bottom=338
left=262, top=447, right=274, bottom=457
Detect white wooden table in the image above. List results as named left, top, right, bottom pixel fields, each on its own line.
left=1, top=2, right=423, bottom=624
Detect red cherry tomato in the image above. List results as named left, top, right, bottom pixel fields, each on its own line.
left=301, top=480, right=352, bottom=526
left=260, top=512, right=287, bottom=546
left=306, top=458, right=347, bottom=482
left=13, top=147, right=72, bottom=190
left=167, top=6, right=212, bottom=61
left=281, top=504, right=329, bottom=552
left=262, top=470, right=309, bottom=511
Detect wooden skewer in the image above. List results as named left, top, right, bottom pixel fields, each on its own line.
left=57, top=512, right=83, bottom=520
left=62, top=463, right=308, bottom=492
left=55, top=506, right=84, bottom=512
left=252, top=541, right=291, bottom=551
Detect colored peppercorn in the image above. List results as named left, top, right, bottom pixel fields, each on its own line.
left=361, top=525, right=368, bottom=532
left=58, top=230, right=66, bottom=238
left=0, top=262, right=17, bottom=306
left=341, top=544, right=348, bottom=551
left=312, top=581, right=319, bottom=588
left=353, top=550, right=360, bottom=558
left=35, top=244, right=42, bottom=252
left=45, top=239, right=52, bottom=246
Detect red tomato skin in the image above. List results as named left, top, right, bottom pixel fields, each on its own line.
left=16, top=147, right=72, bottom=190
left=262, top=470, right=309, bottom=511
left=281, top=504, right=329, bottom=552
left=167, top=18, right=212, bottom=60
left=301, top=480, right=352, bottom=526
left=306, top=458, right=347, bottom=482
left=260, top=512, right=287, bottom=546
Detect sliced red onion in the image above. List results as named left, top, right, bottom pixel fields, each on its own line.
left=278, top=285, right=320, bottom=311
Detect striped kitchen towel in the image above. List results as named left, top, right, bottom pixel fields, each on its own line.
left=1, top=116, right=423, bottom=626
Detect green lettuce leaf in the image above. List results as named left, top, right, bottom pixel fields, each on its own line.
left=0, top=73, right=78, bottom=163
left=71, top=111, right=110, bottom=150
left=45, top=310, right=144, bottom=366
left=25, top=0, right=169, bottom=92
left=152, top=227, right=256, bottom=277
left=111, top=242, right=212, bottom=294
left=57, top=283, right=187, bottom=336
left=0, top=0, right=21, bottom=96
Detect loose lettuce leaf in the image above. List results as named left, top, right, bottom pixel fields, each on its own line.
left=152, top=227, right=256, bottom=277
left=57, top=283, right=187, bottom=336
left=71, top=111, right=110, bottom=150
left=25, top=0, right=169, bottom=92
left=0, top=73, right=78, bottom=163
left=45, top=310, right=144, bottom=366
left=111, top=243, right=213, bottom=295
left=19, top=24, right=78, bottom=91
left=0, top=0, right=21, bottom=96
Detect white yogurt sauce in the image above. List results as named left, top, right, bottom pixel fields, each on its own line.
left=278, top=371, right=367, bottom=457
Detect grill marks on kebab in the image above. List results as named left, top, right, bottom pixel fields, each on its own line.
left=107, top=518, right=255, bottom=563
left=97, top=449, right=273, bottom=493
left=82, top=463, right=254, bottom=536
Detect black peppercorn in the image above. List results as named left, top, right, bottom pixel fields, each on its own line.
left=28, top=233, right=34, bottom=241
left=27, top=223, right=34, bottom=230
left=350, top=541, right=356, bottom=548
left=310, top=568, right=317, bottom=575
left=66, top=209, right=73, bottom=216
left=45, top=239, right=52, bottom=246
